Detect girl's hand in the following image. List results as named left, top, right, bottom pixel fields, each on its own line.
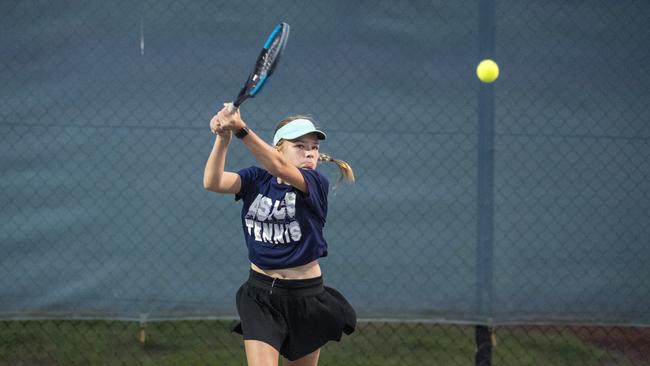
left=209, top=113, right=220, bottom=134
left=215, top=103, right=246, bottom=133
left=217, top=128, right=232, bottom=141
left=210, top=112, right=233, bottom=141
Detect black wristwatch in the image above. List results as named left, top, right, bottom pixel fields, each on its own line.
left=235, top=127, right=250, bottom=139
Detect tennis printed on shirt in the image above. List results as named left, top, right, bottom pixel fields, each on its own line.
left=243, top=191, right=301, bottom=245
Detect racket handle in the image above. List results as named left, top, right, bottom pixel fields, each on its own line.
left=227, top=102, right=238, bottom=113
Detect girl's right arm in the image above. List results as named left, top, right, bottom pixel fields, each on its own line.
left=203, top=115, right=241, bottom=194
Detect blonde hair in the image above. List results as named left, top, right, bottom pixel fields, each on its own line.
left=274, top=115, right=355, bottom=186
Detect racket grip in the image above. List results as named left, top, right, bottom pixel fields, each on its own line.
left=227, top=102, right=238, bottom=113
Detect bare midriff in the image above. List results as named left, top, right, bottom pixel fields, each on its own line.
left=251, top=260, right=322, bottom=279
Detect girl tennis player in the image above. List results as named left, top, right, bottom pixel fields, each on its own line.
left=203, top=103, right=356, bottom=366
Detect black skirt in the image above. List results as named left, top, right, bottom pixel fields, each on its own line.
left=232, top=269, right=356, bottom=361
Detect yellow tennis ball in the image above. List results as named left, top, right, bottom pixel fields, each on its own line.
left=476, top=59, right=499, bottom=83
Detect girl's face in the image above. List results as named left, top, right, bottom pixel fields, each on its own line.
left=278, top=133, right=320, bottom=170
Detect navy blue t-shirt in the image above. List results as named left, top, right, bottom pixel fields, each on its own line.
left=235, top=166, right=329, bottom=270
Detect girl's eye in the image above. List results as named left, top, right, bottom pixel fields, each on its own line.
left=296, top=144, right=304, bottom=149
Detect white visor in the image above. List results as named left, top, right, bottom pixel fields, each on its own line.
left=272, top=118, right=327, bottom=146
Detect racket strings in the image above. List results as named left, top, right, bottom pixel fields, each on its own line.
left=262, top=39, right=283, bottom=70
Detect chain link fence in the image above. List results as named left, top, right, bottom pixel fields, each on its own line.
left=1, top=321, right=649, bottom=365
left=2, top=0, right=649, bottom=364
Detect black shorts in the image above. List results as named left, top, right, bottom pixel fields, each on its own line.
left=232, top=269, right=356, bottom=361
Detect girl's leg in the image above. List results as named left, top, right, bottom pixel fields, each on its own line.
left=244, top=340, right=280, bottom=366
left=282, top=348, right=321, bottom=366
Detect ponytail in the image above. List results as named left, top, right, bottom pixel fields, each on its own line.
left=274, top=116, right=355, bottom=187
left=319, top=153, right=355, bottom=186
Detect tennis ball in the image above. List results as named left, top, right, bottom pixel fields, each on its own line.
left=476, top=59, right=499, bottom=83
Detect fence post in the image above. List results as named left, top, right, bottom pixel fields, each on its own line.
left=476, top=0, right=496, bottom=313
left=475, top=325, right=493, bottom=366
left=476, top=0, right=496, bottom=364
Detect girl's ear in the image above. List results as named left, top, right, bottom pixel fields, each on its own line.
left=275, top=140, right=286, bottom=152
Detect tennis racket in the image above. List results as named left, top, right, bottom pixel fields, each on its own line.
left=227, top=22, right=290, bottom=112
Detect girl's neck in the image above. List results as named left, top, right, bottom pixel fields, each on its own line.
left=276, top=177, right=291, bottom=186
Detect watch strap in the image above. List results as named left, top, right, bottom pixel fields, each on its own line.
left=235, top=127, right=250, bottom=139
